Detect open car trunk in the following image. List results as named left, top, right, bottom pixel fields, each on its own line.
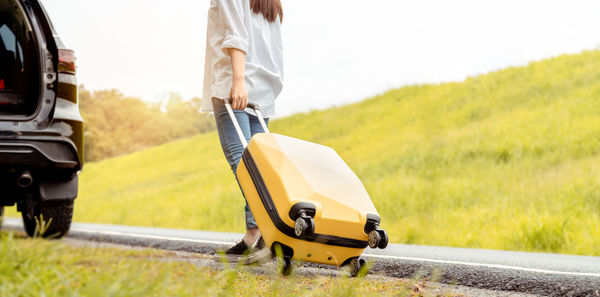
left=0, top=0, right=41, bottom=118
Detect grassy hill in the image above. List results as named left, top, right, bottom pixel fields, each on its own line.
left=13, top=50, right=600, bottom=255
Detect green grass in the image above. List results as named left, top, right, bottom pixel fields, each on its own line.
left=0, top=232, right=443, bottom=297
left=7, top=50, right=600, bottom=256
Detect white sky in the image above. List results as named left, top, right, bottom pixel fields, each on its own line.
left=41, top=0, right=600, bottom=117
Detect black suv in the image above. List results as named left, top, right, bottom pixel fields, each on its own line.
left=0, top=0, right=83, bottom=238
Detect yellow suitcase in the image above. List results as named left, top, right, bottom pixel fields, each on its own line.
left=223, top=100, right=388, bottom=276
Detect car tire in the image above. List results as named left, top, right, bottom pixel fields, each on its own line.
left=22, top=199, right=73, bottom=238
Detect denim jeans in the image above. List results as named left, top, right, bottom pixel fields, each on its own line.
left=212, top=97, right=269, bottom=230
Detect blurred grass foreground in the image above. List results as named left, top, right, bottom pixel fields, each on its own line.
left=0, top=233, right=436, bottom=297
left=11, top=50, right=600, bottom=256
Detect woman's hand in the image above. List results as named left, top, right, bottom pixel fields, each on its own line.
left=228, top=48, right=247, bottom=110
left=230, top=78, right=248, bottom=110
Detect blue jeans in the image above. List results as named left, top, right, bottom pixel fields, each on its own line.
left=212, top=98, right=269, bottom=230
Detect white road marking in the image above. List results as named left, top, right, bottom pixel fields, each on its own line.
left=362, top=253, right=600, bottom=278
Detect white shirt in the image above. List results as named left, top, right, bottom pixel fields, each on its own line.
left=202, top=0, right=284, bottom=118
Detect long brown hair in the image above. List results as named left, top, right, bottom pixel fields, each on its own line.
left=250, top=0, right=283, bottom=23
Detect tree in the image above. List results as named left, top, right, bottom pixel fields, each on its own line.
left=78, top=86, right=215, bottom=162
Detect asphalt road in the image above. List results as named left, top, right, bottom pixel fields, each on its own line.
left=3, top=218, right=599, bottom=297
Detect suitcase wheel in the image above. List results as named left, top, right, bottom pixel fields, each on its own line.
left=349, top=258, right=368, bottom=277
left=368, top=230, right=381, bottom=248
left=294, top=216, right=315, bottom=237
left=378, top=229, right=389, bottom=249
left=368, top=227, right=389, bottom=249
left=273, top=256, right=293, bottom=276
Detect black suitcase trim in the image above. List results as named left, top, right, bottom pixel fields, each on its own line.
left=242, top=149, right=369, bottom=249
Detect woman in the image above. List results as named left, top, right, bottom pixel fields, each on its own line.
left=201, top=0, right=284, bottom=255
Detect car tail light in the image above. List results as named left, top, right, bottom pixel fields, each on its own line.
left=58, top=49, right=76, bottom=73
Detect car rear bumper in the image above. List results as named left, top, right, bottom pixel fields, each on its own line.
left=0, top=134, right=81, bottom=172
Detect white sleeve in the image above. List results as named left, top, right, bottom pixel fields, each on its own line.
left=217, top=0, right=249, bottom=54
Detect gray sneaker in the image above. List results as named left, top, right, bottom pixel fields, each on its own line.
left=255, top=236, right=266, bottom=249
left=238, top=247, right=273, bottom=265
left=225, top=240, right=251, bottom=256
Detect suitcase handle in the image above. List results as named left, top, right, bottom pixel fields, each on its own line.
left=221, top=98, right=270, bottom=148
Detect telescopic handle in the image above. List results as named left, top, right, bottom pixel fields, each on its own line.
left=224, top=98, right=260, bottom=110
left=221, top=98, right=270, bottom=148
